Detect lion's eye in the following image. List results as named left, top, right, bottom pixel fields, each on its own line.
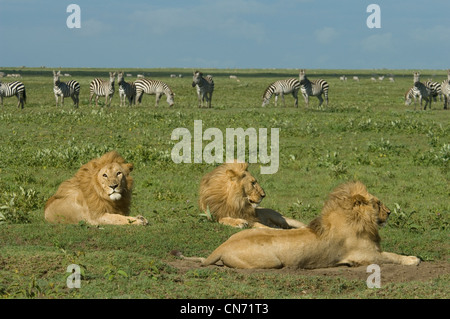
left=103, top=173, right=108, bottom=178
left=116, top=172, right=122, bottom=177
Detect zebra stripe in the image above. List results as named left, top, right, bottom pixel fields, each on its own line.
left=440, top=69, right=450, bottom=110
left=118, top=72, right=136, bottom=106
left=412, top=72, right=432, bottom=110
left=53, top=70, right=80, bottom=107
left=261, top=78, right=300, bottom=107
left=192, top=71, right=214, bottom=108
left=299, top=69, right=329, bottom=107
left=134, top=78, right=174, bottom=107
left=425, top=80, right=442, bottom=103
left=89, top=72, right=116, bottom=107
left=0, top=80, right=26, bottom=109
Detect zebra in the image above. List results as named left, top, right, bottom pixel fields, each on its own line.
left=89, top=72, right=116, bottom=107
left=261, top=78, right=300, bottom=107
left=192, top=71, right=214, bottom=108
left=0, top=79, right=26, bottom=109
left=53, top=70, right=80, bottom=108
left=440, top=69, right=450, bottom=110
left=117, top=72, right=136, bottom=106
left=425, top=80, right=442, bottom=103
left=298, top=69, right=329, bottom=107
left=134, top=78, right=174, bottom=107
left=411, top=72, right=432, bottom=110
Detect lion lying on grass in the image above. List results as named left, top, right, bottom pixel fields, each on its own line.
left=180, top=181, right=420, bottom=268
left=44, top=151, right=148, bottom=226
left=199, top=162, right=306, bottom=229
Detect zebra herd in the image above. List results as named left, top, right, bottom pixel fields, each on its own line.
left=1, top=69, right=450, bottom=110
left=404, top=70, right=450, bottom=110
left=261, top=69, right=329, bottom=108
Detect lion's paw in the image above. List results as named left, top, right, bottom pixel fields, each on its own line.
left=136, top=215, right=149, bottom=226
left=404, top=256, right=421, bottom=266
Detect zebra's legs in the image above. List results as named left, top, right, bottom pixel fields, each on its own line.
left=317, top=95, right=324, bottom=107
left=303, top=94, right=309, bottom=107
left=280, top=93, right=286, bottom=107
left=155, top=93, right=162, bottom=107
left=17, top=94, right=24, bottom=109
left=208, top=92, right=213, bottom=108
left=292, top=92, right=298, bottom=108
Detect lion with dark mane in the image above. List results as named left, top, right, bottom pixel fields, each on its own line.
left=183, top=181, right=420, bottom=268
left=198, top=162, right=305, bottom=229
left=44, top=151, right=148, bottom=225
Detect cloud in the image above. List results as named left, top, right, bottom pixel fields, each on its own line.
left=315, top=27, right=338, bottom=44
left=410, top=25, right=450, bottom=43
left=128, top=1, right=268, bottom=43
left=361, top=32, right=394, bottom=52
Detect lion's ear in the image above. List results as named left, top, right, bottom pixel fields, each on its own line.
left=125, top=163, right=133, bottom=173
left=226, top=169, right=244, bottom=181
left=352, top=194, right=368, bottom=207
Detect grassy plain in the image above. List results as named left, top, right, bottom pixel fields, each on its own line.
left=0, top=67, right=448, bottom=299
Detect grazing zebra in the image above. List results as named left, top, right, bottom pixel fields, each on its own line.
left=425, top=80, right=442, bottom=103
left=440, top=69, right=450, bottom=110
left=53, top=70, right=80, bottom=108
left=192, top=71, right=214, bottom=108
left=261, top=78, right=300, bottom=107
left=134, top=78, right=174, bottom=107
left=0, top=79, right=26, bottom=109
left=89, top=72, right=116, bottom=107
left=298, top=69, right=329, bottom=107
left=411, top=72, right=432, bottom=110
left=117, top=72, right=136, bottom=106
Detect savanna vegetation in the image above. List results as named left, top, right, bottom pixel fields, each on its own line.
left=0, top=67, right=448, bottom=299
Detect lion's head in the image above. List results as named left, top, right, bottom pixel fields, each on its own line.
left=74, top=151, right=133, bottom=218
left=308, top=181, right=391, bottom=242
left=199, top=162, right=265, bottom=223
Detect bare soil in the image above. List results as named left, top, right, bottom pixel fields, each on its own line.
left=169, top=259, right=450, bottom=284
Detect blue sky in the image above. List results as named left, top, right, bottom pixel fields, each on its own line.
left=1, top=0, right=449, bottom=69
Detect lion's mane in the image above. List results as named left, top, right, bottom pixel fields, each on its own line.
left=44, top=151, right=134, bottom=224
left=198, top=162, right=259, bottom=224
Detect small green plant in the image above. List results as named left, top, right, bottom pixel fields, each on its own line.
left=199, top=205, right=215, bottom=221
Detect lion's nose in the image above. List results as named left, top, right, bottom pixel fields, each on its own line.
left=261, top=192, right=266, bottom=198
left=110, top=184, right=118, bottom=190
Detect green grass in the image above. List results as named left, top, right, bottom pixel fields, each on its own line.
left=0, top=67, right=448, bottom=299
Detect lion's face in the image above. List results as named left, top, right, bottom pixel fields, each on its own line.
left=97, top=162, right=130, bottom=201
left=370, top=197, right=391, bottom=227
left=240, top=173, right=266, bottom=208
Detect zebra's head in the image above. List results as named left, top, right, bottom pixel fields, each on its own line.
left=166, top=92, right=175, bottom=107
left=53, top=70, right=61, bottom=85
left=261, top=86, right=273, bottom=107
left=404, top=88, right=414, bottom=106
left=192, top=71, right=203, bottom=87
left=413, top=72, right=420, bottom=84
left=299, top=69, right=307, bottom=83
left=117, top=72, right=124, bottom=84
left=109, top=72, right=117, bottom=85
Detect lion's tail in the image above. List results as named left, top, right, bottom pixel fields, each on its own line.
left=170, top=250, right=206, bottom=264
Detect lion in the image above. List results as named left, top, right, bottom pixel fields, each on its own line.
left=181, top=181, right=420, bottom=268
left=198, top=162, right=306, bottom=229
left=44, top=151, right=148, bottom=226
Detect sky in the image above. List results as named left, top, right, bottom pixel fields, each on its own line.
left=1, top=0, right=449, bottom=69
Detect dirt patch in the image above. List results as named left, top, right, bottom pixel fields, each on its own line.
left=168, top=259, right=450, bottom=284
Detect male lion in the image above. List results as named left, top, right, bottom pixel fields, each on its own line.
left=44, top=151, right=148, bottom=226
left=184, top=181, right=420, bottom=268
left=198, top=162, right=306, bottom=229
